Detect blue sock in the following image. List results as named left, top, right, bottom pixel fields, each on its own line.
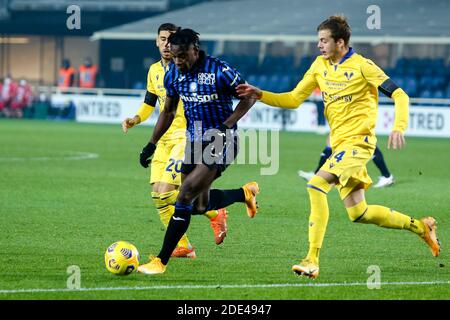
left=372, top=146, right=391, bottom=178
left=158, top=202, right=192, bottom=265
left=314, top=146, right=332, bottom=173
left=205, top=189, right=245, bottom=212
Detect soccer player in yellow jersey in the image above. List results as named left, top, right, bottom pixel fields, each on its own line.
left=237, top=15, right=441, bottom=279
left=122, top=23, right=228, bottom=259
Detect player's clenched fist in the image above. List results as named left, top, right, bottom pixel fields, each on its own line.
left=140, top=142, right=156, bottom=168
left=122, top=116, right=141, bottom=133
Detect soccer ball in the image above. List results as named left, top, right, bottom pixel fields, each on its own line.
left=104, top=241, right=140, bottom=275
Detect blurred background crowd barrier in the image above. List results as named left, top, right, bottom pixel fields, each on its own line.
left=1, top=0, right=449, bottom=135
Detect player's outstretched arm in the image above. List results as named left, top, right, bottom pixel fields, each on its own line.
left=237, top=71, right=316, bottom=109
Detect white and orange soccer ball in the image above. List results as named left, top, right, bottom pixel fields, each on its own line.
left=104, top=241, right=140, bottom=275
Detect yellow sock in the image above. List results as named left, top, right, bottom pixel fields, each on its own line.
left=346, top=200, right=425, bottom=235
left=306, top=175, right=332, bottom=264
left=204, top=210, right=218, bottom=220
left=152, top=190, right=191, bottom=249
left=307, top=247, right=321, bottom=264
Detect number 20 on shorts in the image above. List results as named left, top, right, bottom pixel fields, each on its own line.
left=166, top=158, right=183, bottom=173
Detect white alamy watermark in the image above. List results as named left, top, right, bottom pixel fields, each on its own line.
left=66, top=265, right=81, bottom=289
left=237, top=129, right=279, bottom=175
left=182, top=122, right=279, bottom=175
left=366, top=5, right=381, bottom=30
left=367, top=265, right=381, bottom=289
left=66, top=5, right=81, bottom=30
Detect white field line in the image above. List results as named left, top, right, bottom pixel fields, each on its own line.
left=0, top=152, right=99, bottom=162
left=1, top=280, right=449, bottom=294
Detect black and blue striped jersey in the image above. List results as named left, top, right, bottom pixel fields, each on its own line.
left=164, top=50, right=245, bottom=142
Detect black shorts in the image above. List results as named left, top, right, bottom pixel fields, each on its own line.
left=181, top=134, right=239, bottom=178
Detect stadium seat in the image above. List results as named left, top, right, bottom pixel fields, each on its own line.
left=244, top=55, right=259, bottom=74
left=446, top=86, right=450, bottom=99
left=404, top=67, right=418, bottom=77
left=384, top=67, right=396, bottom=78
left=257, top=75, right=269, bottom=90
left=278, top=75, right=292, bottom=91
left=419, top=89, right=432, bottom=99
left=238, top=54, right=449, bottom=100
left=431, top=58, right=445, bottom=69
left=430, top=76, right=445, bottom=90
left=403, top=77, right=418, bottom=97
left=445, top=65, right=450, bottom=78
left=247, top=74, right=258, bottom=86
left=433, top=90, right=444, bottom=99
left=391, top=76, right=405, bottom=88
left=260, top=56, right=280, bottom=74
left=219, top=54, right=232, bottom=64
left=265, top=74, right=280, bottom=91
left=395, top=57, right=408, bottom=70
left=419, top=75, right=433, bottom=90
left=275, top=56, right=294, bottom=73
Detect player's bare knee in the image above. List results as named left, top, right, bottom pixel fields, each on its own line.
left=151, top=183, right=160, bottom=193
left=159, top=185, right=177, bottom=194
left=153, top=182, right=177, bottom=194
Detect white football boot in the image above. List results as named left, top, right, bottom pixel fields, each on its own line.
left=373, top=175, right=394, bottom=188
left=298, top=170, right=315, bottom=182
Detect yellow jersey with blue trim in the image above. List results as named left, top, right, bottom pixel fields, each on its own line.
left=147, top=60, right=186, bottom=141
left=260, top=48, right=391, bottom=149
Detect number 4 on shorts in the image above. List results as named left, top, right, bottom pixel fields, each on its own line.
left=334, top=151, right=345, bottom=163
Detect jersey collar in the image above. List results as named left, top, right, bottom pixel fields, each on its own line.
left=339, top=47, right=355, bottom=64
left=330, top=47, right=355, bottom=70
left=160, top=59, right=171, bottom=72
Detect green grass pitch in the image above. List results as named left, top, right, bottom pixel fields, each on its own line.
left=0, top=119, right=448, bottom=300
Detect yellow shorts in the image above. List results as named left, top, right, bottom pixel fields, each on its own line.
left=150, top=138, right=186, bottom=186
left=321, top=137, right=375, bottom=200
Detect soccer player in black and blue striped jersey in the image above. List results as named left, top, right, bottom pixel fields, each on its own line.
left=137, top=28, right=260, bottom=275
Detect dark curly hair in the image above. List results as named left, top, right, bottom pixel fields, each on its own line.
left=168, top=28, right=200, bottom=48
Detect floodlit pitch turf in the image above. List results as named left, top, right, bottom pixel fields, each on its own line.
left=0, top=119, right=448, bottom=300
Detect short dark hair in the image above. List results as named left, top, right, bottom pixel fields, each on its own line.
left=168, top=28, right=200, bottom=49
left=317, top=15, right=351, bottom=46
left=158, top=23, right=178, bottom=34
